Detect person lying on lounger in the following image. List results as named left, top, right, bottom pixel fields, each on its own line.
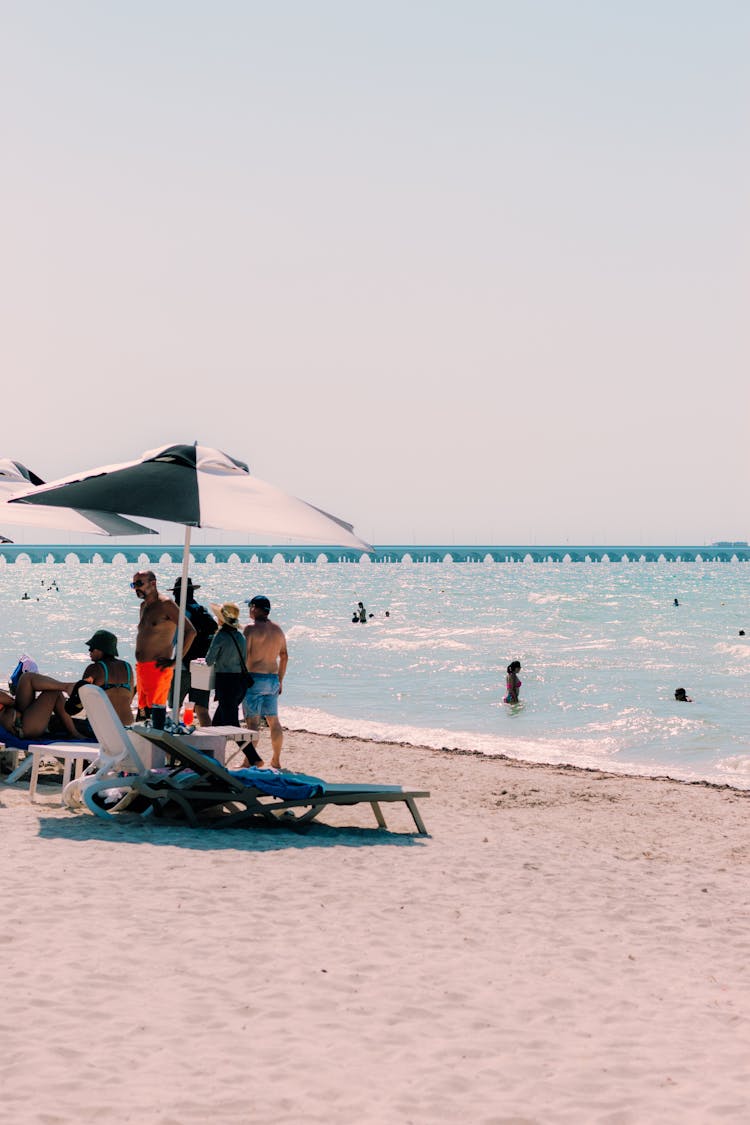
left=0, top=672, right=80, bottom=740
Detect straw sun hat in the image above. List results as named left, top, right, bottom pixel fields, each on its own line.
left=212, top=602, right=240, bottom=627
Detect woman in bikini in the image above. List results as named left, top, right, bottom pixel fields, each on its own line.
left=505, top=660, right=522, bottom=705
left=69, top=629, right=135, bottom=728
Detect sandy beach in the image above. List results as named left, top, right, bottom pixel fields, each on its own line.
left=2, top=730, right=749, bottom=1125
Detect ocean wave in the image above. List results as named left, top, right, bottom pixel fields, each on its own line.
left=714, top=643, right=750, bottom=662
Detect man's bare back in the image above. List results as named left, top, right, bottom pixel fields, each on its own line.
left=242, top=597, right=288, bottom=769
left=243, top=619, right=288, bottom=676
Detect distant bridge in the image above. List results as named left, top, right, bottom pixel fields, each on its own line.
left=0, top=544, right=748, bottom=565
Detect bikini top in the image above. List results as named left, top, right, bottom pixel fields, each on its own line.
left=96, top=660, right=133, bottom=692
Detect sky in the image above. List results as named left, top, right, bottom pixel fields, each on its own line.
left=2, top=1, right=747, bottom=545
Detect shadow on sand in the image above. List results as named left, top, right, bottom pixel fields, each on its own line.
left=36, top=813, right=428, bottom=853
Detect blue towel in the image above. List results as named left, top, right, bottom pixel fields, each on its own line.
left=0, top=729, right=94, bottom=751
left=231, top=768, right=325, bottom=799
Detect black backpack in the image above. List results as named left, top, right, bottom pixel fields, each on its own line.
left=186, top=601, right=218, bottom=661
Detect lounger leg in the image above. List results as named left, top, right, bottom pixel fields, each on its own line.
left=29, top=750, right=44, bottom=802
left=0, top=749, right=20, bottom=775
left=62, top=758, right=74, bottom=792
left=405, top=797, right=428, bottom=835
left=370, top=800, right=387, bottom=829
left=5, top=755, right=34, bottom=786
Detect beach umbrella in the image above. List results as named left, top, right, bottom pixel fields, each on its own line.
left=0, top=458, right=155, bottom=538
left=11, top=441, right=372, bottom=716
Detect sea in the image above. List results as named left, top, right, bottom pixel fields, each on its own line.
left=2, top=556, right=749, bottom=788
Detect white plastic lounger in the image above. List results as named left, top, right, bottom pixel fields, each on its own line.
left=62, top=685, right=151, bottom=816
left=64, top=686, right=430, bottom=834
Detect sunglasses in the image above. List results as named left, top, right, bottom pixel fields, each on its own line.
left=130, top=579, right=146, bottom=589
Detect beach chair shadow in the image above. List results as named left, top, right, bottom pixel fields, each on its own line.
left=66, top=686, right=430, bottom=835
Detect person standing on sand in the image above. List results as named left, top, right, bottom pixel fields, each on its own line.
left=132, top=571, right=195, bottom=726
left=170, top=576, right=217, bottom=726
left=242, top=595, right=288, bottom=769
left=505, top=660, right=522, bottom=704
left=206, top=602, right=249, bottom=728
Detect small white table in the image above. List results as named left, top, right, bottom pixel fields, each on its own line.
left=128, top=725, right=258, bottom=769
left=187, top=726, right=259, bottom=767
left=28, top=743, right=101, bottom=801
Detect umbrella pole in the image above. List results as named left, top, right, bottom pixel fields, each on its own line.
left=171, top=526, right=192, bottom=723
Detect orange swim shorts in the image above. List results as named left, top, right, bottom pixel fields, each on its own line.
left=136, top=661, right=174, bottom=709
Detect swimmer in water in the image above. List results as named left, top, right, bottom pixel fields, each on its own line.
left=674, top=688, right=692, bottom=702
left=505, top=660, right=522, bottom=704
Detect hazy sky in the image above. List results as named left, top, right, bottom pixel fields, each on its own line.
left=2, top=1, right=747, bottom=545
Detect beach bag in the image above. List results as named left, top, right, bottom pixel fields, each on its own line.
left=190, top=659, right=216, bottom=691
left=227, top=629, right=254, bottom=689
left=8, top=654, right=38, bottom=695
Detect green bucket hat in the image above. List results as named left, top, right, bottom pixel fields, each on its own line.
left=86, top=629, right=119, bottom=658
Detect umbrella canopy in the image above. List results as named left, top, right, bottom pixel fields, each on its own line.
left=9, top=443, right=370, bottom=545
left=0, top=458, right=155, bottom=538
left=11, top=442, right=372, bottom=717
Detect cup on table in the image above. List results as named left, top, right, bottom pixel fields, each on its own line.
left=151, top=705, right=166, bottom=730
left=183, top=704, right=195, bottom=726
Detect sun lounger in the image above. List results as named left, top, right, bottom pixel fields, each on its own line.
left=136, top=728, right=430, bottom=833
left=61, top=686, right=153, bottom=815
left=66, top=686, right=429, bottom=834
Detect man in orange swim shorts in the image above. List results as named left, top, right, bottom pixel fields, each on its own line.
left=132, top=571, right=196, bottom=726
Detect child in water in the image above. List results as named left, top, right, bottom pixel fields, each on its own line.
left=505, top=660, right=522, bottom=704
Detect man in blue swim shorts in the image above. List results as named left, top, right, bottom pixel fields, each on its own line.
left=242, top=595, right=288, bottom=769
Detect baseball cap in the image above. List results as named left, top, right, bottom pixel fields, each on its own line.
left=246, top=595, right=271, bottom=612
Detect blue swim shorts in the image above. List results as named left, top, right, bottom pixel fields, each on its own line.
left=243, top=673, right=280, bottom=720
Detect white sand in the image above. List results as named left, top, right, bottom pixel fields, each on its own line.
left=2, top=731, right=750, bottom=1125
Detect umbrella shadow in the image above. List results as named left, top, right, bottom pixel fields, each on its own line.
left=36, top=814, right=428, bottom=853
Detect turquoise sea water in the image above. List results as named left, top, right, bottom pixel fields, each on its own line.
left=2, top=558, right=748, bottom=787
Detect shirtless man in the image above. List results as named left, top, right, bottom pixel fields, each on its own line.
left=242, top=594, right=288, bottom=769
left=132, top=571, right=195, bottom=724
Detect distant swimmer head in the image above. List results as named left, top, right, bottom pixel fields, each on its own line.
left=674, top=687, right=692, bottom=702
left=673, top=598, right=680, bottom=606
left=507, top=660, right=521, bottom=674
left=740, top=630, right=746, bottom=636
